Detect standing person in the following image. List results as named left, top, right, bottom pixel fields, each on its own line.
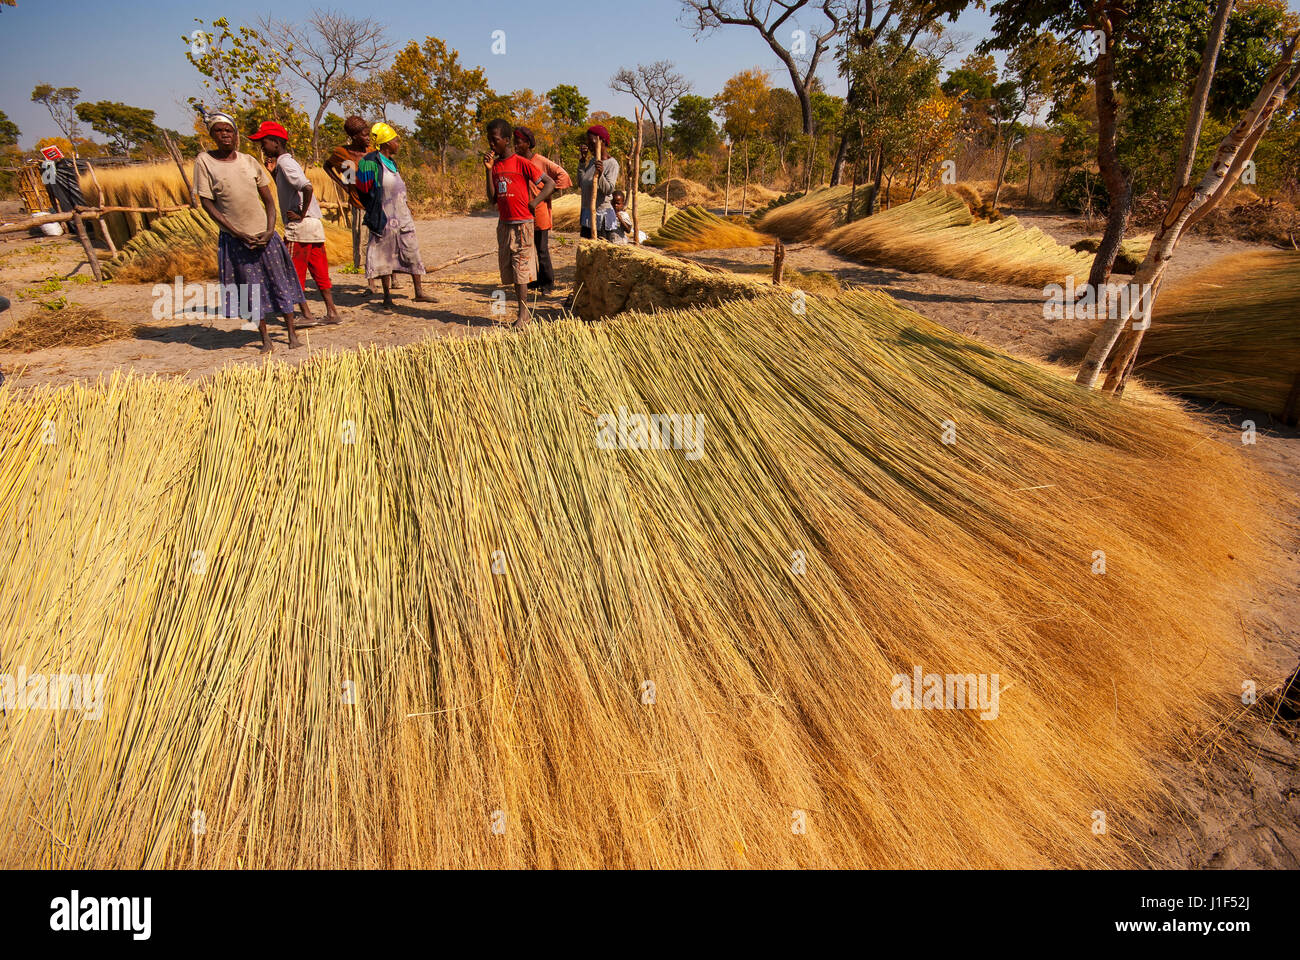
left=251, top=121, right=342, bottom=326
left=484, top=118, right=555, bottom=329
left=512, top=126, right=571, bottom=294
left=578, top=125, right=619, bottom=241
left=352, top=122, right=437, bottom=313
left=323, top=116, right=370, bottom=274
left=193, top=113, right=304, bottom=354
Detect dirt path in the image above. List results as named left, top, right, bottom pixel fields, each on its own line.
left=0, top=208, right=1295, bottom=868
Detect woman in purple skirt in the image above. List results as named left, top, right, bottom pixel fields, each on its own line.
left=193, top=113, right=305, bottom=354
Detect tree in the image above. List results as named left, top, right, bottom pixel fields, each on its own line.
left=715, top=68, right=773, bottom=212
left=258, top=11, right=391, bottom=162
left=1077, top=14, right=1300, bottom=392
left=0, top=110, right=18, bottom=147
left=391, top=36, right=492, bottom=175
left=184, top=17, right=308, bottom=146
left=1006, top=32, right=1074, bottom=203
left=74, top=101, right=160, bottom=155
left=30, top=84, right=82, bottom=148
left=547, top=85, right=590, bottom=126
left=682, top=0, right=852, bottom=139
left=767, top=87, right=804, bottom=174
left=610, top=61, right=692, bottom=165
left=826, top=1, right=971, bottom=184
left=670, top=93, right=720, bottom=157
left=335, top=68, right=404, bottom=123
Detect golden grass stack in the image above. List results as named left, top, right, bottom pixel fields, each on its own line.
left=648, top=206, right=773, bottom=252
left=0, top=290, right=1271, bottom=868
left=572, top=240, right=771, bottom=320
left=1137, top=250, right=1300, bottom=418
left=550, top=192, right=679, bottom=233
left=826, top=191, right=1096, bottom=287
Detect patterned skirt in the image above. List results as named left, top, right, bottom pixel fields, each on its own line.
left=217, top=232, right=305, bottom=322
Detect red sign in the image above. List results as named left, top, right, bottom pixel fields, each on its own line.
left=40, top=145, right=64, bottom=162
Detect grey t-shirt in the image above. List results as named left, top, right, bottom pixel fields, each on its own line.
left=272, top=154, right=322, bottom=222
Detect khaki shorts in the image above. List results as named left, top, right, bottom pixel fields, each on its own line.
left=498, top=220, right=537, bottom=286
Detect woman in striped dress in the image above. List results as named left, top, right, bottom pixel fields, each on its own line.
left=193, top=113, right=305, bottom=354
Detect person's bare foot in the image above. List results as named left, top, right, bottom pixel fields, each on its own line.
left=413, top=294, right=437, bottom=303
left=288, top=334, right=303, bottom=350
left=323, top=312, right=343, bottom=325
left=297, top=316, right=320, bottom=329
left=258, top=342, right=275, bottom=356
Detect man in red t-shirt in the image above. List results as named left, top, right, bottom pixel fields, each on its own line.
left=484, top=118, right=556, bottom=328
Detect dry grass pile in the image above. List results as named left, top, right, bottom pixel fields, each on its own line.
left=1184, top=189, right=1300, bottom=246
left=648, top=206, right=773, bottom=252
left=550, top=192, right=679, bottom=233
left=1071, top=235, right=1153, bottom=275
left=0, top=303, right=134, bottom=352
left=102, top=207, right=352, bottom=284
left=753, top=183, right=982, bottom=242
left=572, top=240, right=771, bottom=320
left=1137, top=250, right=1300, bottom=420
left=653, top=177, right=722, bottom=207
left=85, top=161, right=348, bottom=249
left=826, top=191, right=1095, bottom=287
left=0, top=288, right=1270, bottom=869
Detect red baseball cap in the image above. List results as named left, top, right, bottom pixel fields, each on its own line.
left=249, top=121, right=290, bottom=141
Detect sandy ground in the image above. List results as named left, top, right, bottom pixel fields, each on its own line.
left=0, top=204, right=1295, bottom=868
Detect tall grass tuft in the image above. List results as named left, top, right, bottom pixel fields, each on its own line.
left=825, top=191, right=1095, bottom=287
left=648, top=206, right=773, bottom=252
left=1137, top=250, right=1300, bottom=417
left=0, top=290, right=1272, bottom=868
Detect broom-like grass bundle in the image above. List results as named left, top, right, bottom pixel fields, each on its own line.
left=0, top=290, right=1270, bottom=868
left=752, top=185, right=862, bottom=242
left=550, top=192, right=679, bottom=233
left=648, top=206, right=773, bottom=252
left=826, top=191, right=1096, bottom=288
left=1137, top=250, right=1300, bottom=418
left=102, top=207, right=353, bottom=284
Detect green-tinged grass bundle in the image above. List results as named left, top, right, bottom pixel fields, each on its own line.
left=1137, top=250, right=1300, bottom=419
left=1072, top=235, right=1153, bottom=275
left=572, top=240, right=771, bottom=320
left=826, top=191, right=1096, bottom=287
left=550, top=192, right=680, bottom=233
left=0, top=290, right=1271, bottom=868
left=752, top=185, right=863, bottom=242
left=101, top=207, right=352, bottom=284
left=648, top=206, right=773, bottom=252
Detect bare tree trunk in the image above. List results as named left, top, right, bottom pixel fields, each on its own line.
left=1088, top=15, right=1130, bottom=291
left=1170, top=0, right=1235, bottom=199
left=830, top=133, right=849, bottom=187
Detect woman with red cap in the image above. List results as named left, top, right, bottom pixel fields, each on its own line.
left=579, top=125, right=619, bottom=241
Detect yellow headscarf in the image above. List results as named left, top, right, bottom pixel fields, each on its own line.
left=371, top=122, right=398, bottom=146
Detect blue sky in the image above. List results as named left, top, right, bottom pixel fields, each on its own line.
left=2, top=0, right=1296, bottom=148
left=0, top=0, right=1001, bottom=146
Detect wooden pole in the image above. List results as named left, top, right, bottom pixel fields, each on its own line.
left=71, top=211, right=102, bottom=281
left=631, top=108, right=642, bottom=245
left=724, top=143, right=732, bottom=217
left=661, top=156, right=670, bottom=229
left=163, top=130, right=198, bottom=209
left=81, top=162, right=118, bottom=257
left=772, top=239, right=786, bottom=286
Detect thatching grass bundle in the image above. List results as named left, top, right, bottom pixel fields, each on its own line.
left=0, top=287, right=1270, bottom=869
left=826, top=191, right=1096, bottom=287
left=1137, top=250, right=1300, bottom=419
left=752, top=185, right=863, bottom=242
left=0, top=303, right=135, bottom=352
left=550, top=191, right=679, bottom=233
left=1071, top=235, right=1153, bottom=275
left=572, top=240, right=770, bottom=320
left=101, top=207, right=352, bottom=284
left=653, top=177, right=722, bottom=207
left=648, top=206, right=773, bottom=252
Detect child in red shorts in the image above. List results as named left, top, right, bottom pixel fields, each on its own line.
left=252, top=122, right=342, bottom=326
